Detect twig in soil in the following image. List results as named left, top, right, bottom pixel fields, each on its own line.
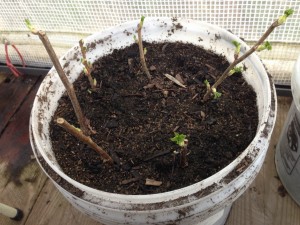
left=108, top=149, right=121, bottom=166
left=121, top=93, right=144, bottom=97
left=145, top=178, right=162, bottom=187
left=56, top=117, right=113, bottom=164
left=172, top=126, right=180, bottom=132
left=164, top=74, right=186, bottom=88
left=161, top=43, right=169, bottom=52
left=79, top=39, right=96, bottom=90
left=121, top=177, right=140, bottom=185
left=136, top=16, right=152, bottom=80
left=144, top=149, right=171, bottom=162
left=203, top=9, right=294, bottom=101
left=191, top=76, right=203, bottom=86
left=25, top=19, right=91, bottom=136
left=192, top=93, right=198, bottom=100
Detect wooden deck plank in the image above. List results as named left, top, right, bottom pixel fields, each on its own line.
left=0, top=75, right=48, bottom=225
left=0, top=74, right=40, bottom=134
left=0, top=72, right=8, bottom=85
left=226, top=96, right=300, bottom=225
left=25, top=179, right=102, bottom=225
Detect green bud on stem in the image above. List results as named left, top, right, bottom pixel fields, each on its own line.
left=232, top=40, right=241, bottom=57
left=278, top=9, right=294, bottom=25
left=257, top=41, right=272, bottom=52
left=140, top=16, right=145, bottom=27
left=25, top=19, right=33, bottom=30
left=229, top=66, right=243, bottom=76
left=212, top=88, right=222, bottom=99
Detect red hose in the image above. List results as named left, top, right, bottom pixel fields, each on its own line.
left=4, top=40, right=26, bottom=77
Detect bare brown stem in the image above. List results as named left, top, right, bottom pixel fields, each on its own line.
left=180, top=140, right=189, bottom=168
left=29, top=29, right=90, bottom=135
left=56, top=118, right=113, bottom=163
left=137, top=20, right=152, bottom=80
left=79, top=40, right=96, bottom=89
left=203, top=19, right=281, bottom=101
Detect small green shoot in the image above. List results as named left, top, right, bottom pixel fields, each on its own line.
left=232, top=40, right=241, bottom=59
left=257, top=41, right=272, bottom=52
left=140, top=15, right=145, bottom=26
left=83, top=67, right=88, bottom=74
left=171, top=132, right=186, bottom=147
left=204, top=79, right=211, bottom=91
left=204, top=80, right=221, bottom=99
left=204, top=79, right=210, bottom=87
left=278, top=9, right=294, bottom=25
left=229, top=66, right=243, bottom=76
left=25, top=19, right=36, bottom=33
left=212, top=88, right=222, bottom=99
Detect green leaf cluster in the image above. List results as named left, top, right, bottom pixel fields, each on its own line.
left=229, top=66, right=243, bottom=76
left=278, top=8, right=294, bottom=25
left=257, top=41, right=272, bottom=52
left=171, top=132, right=186, bottom=147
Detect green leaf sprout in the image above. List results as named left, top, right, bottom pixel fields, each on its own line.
left=171, top=132, right=186, bottom=147
left=83, top=67, right=88, bottom=75
left=232, top=40, right=241, bottom=58
left=140, top=15, right=145, bottom=26
left=212, top=88, right=222, bottom=99
left=278, top=9, right=294, bottom=25
left=204, top=79, right=211, bottom=90
left=232, top=40, right=241, bottom=47
left=257, top=41, right=272, bottom=52
left=229, top=66, right=243, bottom=76
left=25, top=19, right=34, bottom=31
left=204, top=79, right=209, bottom=86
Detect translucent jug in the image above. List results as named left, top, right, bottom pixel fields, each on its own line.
left=275, top=54, right=300, bottom=205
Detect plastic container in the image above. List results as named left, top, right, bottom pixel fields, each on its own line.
left=275, top=54, right=300, bottom=205
left=30, top=18, right=277, bottom=225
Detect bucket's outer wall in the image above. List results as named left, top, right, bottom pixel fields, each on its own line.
left=30, top=18, right=277, bottom=225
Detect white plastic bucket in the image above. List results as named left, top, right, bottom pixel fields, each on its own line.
left=30, top=18, right=277, bottom=225
left=275, top=54, right=300, bottom=205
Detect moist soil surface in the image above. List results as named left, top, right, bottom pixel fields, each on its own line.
left=50, top=41, right=258, bottom=195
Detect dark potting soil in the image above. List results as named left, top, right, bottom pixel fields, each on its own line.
left=50, top=42, right=258, bottom=195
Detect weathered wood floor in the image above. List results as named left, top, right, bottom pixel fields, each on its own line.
left=0, top=71, right=299, bottom=225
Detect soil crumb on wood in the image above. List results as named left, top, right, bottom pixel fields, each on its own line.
left=50, top=42, right=258, bottom=195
